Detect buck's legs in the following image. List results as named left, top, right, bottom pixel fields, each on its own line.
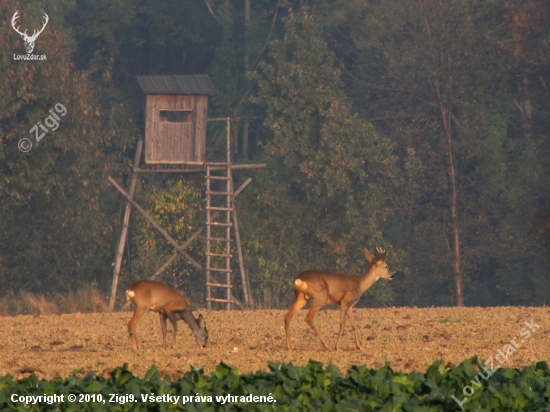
left=305, top=299, right=329, bottom=350
left=335, top=304, right=362, bottom=350
left=284, top=293, right=308, bottom=350
left=127, top=306, right=148, bottom=350
left=159, top=313, right=168, bottom=348
left=168, top=312, right=179, bottom=348
left=347, top=308, right=362, bottom=350
left=335, top=305, right=350, bottom=351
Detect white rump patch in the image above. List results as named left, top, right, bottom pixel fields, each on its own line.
left=125, top=290, right=134, bottom=300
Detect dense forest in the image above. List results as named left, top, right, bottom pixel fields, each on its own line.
left=0, top=0, right=549, bottom=309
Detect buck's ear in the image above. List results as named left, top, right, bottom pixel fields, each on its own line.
left=198, top=314, right=206, bottom=328
left=364, top=249, right=376, bottom=264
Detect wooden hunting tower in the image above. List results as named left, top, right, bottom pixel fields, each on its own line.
left=108, top=74, right=265, bottom=313
left=136, top=75, right=216, bottom=164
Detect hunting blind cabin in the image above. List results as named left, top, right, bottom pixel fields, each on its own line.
left=108, top=75, right=265, bottom=311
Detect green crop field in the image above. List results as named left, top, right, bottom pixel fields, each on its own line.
left=3, top=357, right=550, bottom=411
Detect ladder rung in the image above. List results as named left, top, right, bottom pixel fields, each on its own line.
left=206, top=252, right=233, bottom=257
left=207, top=237, right=233, bottom=242
left=206, top=191, right=233, bottom=196
left=206, top=298, right=234, bottom=303
left=207, top=222, right=232, bottom=227
left=208, top=268, right=232, bottom=273
left=206, top=206, right=233, bottom=211
left=206, top=282, right=233, bottom=288
left=206, top=176, right=231, bottom=180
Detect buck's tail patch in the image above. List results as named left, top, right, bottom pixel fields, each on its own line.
left=294, top=278, right=307, bottom=292
left=126, top=290, right=135, bottom=300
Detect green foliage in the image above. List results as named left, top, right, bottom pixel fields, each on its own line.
left=0, top=0, right=137, bottom=294
left=204, top=0, right=285, bottom=120
left=1, top=0, right=549, bottom=309
left=3, top=359, right=550, bottom=410
left=209, top=1, right=240, bottom=113
left=244, top=13, right=402, bottom=307
left=124, top=176, right=206, bottom=304
left=68, top=0, right=220, bottom=80
left=314, top=0, right=550, bottom=306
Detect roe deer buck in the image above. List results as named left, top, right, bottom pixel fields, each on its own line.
left=285, top=248, right=392, bottom=351
left=126, top=280, right=208, bottom=350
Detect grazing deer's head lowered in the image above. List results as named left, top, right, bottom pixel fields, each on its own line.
left=11, top=11, right=49, bottom=54
left=126, top=280, right=208, bottom=350
left=285, top=247, right=393, bottom=351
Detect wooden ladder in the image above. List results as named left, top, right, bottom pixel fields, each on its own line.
left=205, top=163, right=234, bottom=310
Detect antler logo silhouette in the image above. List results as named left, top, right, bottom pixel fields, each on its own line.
left=11, top=11, right=49, bottom=54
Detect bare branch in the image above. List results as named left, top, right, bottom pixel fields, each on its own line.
left=203, top=0, right=221, bottom=24
left=250, top=0, right=281, bottom=72
left=232, top=0, right=281, bottom=117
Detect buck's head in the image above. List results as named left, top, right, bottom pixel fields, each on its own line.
left=12, top=11, right=49, bottom=54
left=364, top=247, right=393, bottom=280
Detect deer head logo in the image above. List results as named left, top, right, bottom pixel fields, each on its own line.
left=11, top=11, right=49, bottom=54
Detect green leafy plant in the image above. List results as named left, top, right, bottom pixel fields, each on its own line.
left=3, top=358, right=550, bottom=410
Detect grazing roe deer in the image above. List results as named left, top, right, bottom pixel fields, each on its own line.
left=126, top=280, right=208, bottom=350
left=285, top=248, right=393, bottom=351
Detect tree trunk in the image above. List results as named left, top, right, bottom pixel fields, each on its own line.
left=232, top=108, right=239, bottom=158
left=420, top=0, right=464, bottom=306
left=242, top=0, right=251, bottom=158
left=441, top=105, right=464, bottom=306
left=244, top=0, right=250, bottom=73
left=242, top=118, right=249, bottom=159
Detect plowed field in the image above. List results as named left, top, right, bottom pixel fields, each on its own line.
left=1, top=307, right=549, bottom=379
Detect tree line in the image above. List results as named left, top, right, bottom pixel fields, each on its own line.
left=0, top=0, right=548, bottom=308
